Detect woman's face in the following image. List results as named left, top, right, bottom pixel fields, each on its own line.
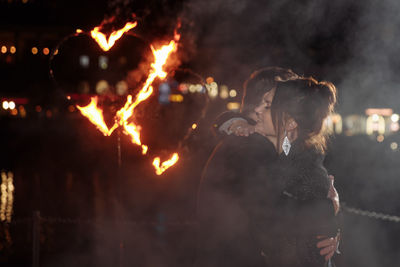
left=254, top=88, right=277, bottom=138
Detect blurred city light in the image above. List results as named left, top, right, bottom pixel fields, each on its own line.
left=367, top=114, right=385, bottom=135
left=229, top=89, right=237, bottom=98
left=116, top=81, right=128, bottom=95
left=207, top=82, right=218, bottom=98
left=219, top=85, right=229, bottom=99
left=1, top=46, right=7, bottom=54
left=99, top=56, right=108, bottom=70
left=206, top=77, right=214, bottom=84
left=377, top=135, right=384, bottom=142
left=35, top=105, right=42, bottom=112
left=188, top=84, right=196, bottom=93
left=18, top=105, right=26, bottom=118
left=365, top=108, right=393, bottom=116
left=390, top=142, right=398, bottom=150
left=169, top=94, right=184, bottom=102
left=96, top=80, right=109, bottom=94
left=43, top=47, right=50, bottom=55
left=227, top=102, right=240, bottom=110
left=2, top=101, right=9, bottom=110
left=391, top=113, right=399, bottom=122
left=79, top=55, right=90, bottom=68
left=390, top=122, right=399, bottom=132
left=8, top=101, right=15, bottom=110
left=159, top=82, right=171, bottom=104
left=31, top=47, right=38, bottom=55
left=192, top=123, right=197, bottom=130
left=10, top=46, right=16, bottom=54
left=178, top=84, right=188, bottom=94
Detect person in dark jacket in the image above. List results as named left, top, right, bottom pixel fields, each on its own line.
left=196, top=68, right=340, bottom=267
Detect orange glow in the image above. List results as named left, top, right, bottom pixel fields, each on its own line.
left=206, top=77, right=214, bottom=84
left=1, top=46, right=6, bottom=54
left=31, top=47, right=38, bottom=55
left=76, top=29, right=83, bottom=33
left=152, top=153, right=179, bottom=175
left=77, top=23, right=181, bottom=174
left=10, top=46, right=16, bottom=54
left=43, top=48, right=50, bottom=55
left=365, top=108, right=393, bottom=116
left=90, top=21, right=137, bottom=51
left=192, top=123, right=197, bottom=129
left=76, top=97, right=116, bottom=136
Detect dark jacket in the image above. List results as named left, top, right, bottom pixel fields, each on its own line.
left=260, top=141, right=337, bottom=267
left=196, top=133, right=277, bottom=267
left=196, top=134, right=337, bottom=267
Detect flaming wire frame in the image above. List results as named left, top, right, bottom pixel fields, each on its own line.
left=49, top=18, right=208, bottom=176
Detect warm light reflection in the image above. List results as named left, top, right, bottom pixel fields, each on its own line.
left=43, top=48, right=50, bottom=55
left=0, top=171, right=14, bottom=223
left=90, top=21, right=137, bottom=51
left=152, top=153, right=179, bottom=175
left=10, top=46, right=16, bottom=54
left=1, top=46, right=6, bottom=54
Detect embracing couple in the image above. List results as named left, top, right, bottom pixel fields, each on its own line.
left=196, top=67, right=341, bottom=267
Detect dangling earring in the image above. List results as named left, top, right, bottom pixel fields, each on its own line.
left=282, top=131, right=291, bottom=156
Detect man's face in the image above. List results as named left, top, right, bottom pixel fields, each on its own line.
left=254, top=88, right=276, bottom=137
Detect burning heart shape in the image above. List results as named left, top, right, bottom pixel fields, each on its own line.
left=51, top=20, right=189, bottom=175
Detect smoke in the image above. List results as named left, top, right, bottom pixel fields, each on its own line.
left=179, top=1, right=400, bottom=266
left=180, top=0, right=400, bottom=114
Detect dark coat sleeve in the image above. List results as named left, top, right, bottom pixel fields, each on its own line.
left=195, top=135, right=276, bottom=267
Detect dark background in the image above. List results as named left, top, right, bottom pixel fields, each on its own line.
left=1, top=0, right=400, bottom=266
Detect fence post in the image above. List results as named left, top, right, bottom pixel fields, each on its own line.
left=32, top=210, right=40, bottom=267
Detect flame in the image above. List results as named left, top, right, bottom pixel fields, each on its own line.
left=77, top=97, right=116, bottom=136
left=77, top=22, right=181, bottom=175
left=115, top=40, right=178, bottom=146
left=152, top=153, right=179, bottom=175
left=141, top=145, right=148, bottom=155
left=90, top=21, right=137, bottom=51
